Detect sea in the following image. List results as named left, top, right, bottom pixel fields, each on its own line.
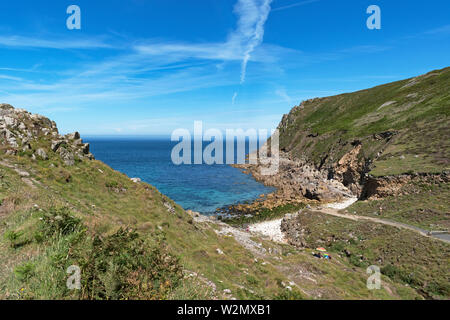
left=86, top=137, right=275, bottom=215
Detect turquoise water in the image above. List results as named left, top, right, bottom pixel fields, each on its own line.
left=86, top=137, right=274, bottom=214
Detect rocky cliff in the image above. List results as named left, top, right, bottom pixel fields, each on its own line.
left=239, top=67, right=449, bottom=200
left=0, top=103, right=94, bottom=165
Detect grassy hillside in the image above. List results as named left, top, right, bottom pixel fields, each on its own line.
left=2, top=66, right=449, bottom=300
left=274, top=67, right=449, bottom=237
left=0, top=151, right=428, bottom=299
left=1, top=149, right=425, bottom=300
left=278, top=67, right=450, bottom=176
left=0, top=155, right=286, bottom=299
left=348, top=178, right=449, bottom=232
left=0, top=104, right=430, bottom=300
left=282, top=210, right=450, bottom=299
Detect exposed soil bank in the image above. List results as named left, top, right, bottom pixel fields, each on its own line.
left=361, top=171, right=449, bottom=199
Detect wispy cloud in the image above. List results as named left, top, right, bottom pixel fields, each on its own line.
left=275, top=88, right=292, bottom=104
left=135, top=0, right=275, bottom=84
left=422, top=24, right=450, bottom=36
left=233, top=0, right=273, bottom=83
left=0, top=74, right=23, bottom=81
left=0, top=35, right=113, bottom=50
left=271, top=0, right=319, bottom=12
left=134, top=0, right=275, bottom=108
left=0, top=65, right=236, bottom=111
left=402, top=24, right=450, bottom=41
left=134, top=42, right=238, bottom=61
left=232, top=92, right=238, bottom=105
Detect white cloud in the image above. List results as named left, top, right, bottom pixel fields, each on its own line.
left=0, top=66, right=236, bottom=111
left=0, top=74, right=23, bottom=81
left=132, top=0, right=274, bottom=84
left=134, top=42, right=239, bottom=61
left=271, top=0, right=319, bottom=12
left=232, top=92, right=238, bottom=105
left=420, top=24, right=450, bottom=36
left=0, top=35, right=113, bottom=50
left=275, top=88, right=292, bottom=104
left=232, top=0, right=273, bottom=83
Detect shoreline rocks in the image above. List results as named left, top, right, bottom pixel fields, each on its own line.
left=230, top=152, right=354, bottom=213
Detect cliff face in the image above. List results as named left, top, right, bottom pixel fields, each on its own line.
left=245, top=67, right=450, bottom=199
left=0, top=103, right=94, bottom=165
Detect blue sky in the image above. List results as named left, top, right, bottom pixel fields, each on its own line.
left=0, top=0, right=449, bottom=135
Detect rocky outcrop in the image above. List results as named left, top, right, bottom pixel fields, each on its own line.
left=253, top=67, right=450, bottom=208
left=325, top=132, right=399, bottom=196
left=329, top=142, right=365, bottom=195
left=234, top=152, right=353, bottom=206
left=361, top=171, right=449, bottom=199
left=280, top=211, right=309, bottom=247
left=0, top=103, right=94, bottom=165
left=35, top=148, right=48, bottom=160
left=240, top=110, right=406, bottom=204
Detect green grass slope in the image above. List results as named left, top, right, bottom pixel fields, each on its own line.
left=0, top=155, right=288, bottom=299
left=278, top=67, right=450, bottom=176
left=348, top=179, right=449, bottom=232
left=2, top=90, right=448, bottom=300
left=0, top=135, right=422, bottom=300
left=276, top=67, right=449, bottom=237
left=282, top=210, right=450, bottom=299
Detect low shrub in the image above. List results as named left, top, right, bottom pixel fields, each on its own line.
left=37, top=207, right=83, bottom=238
left=74, top=228, right=183, bottom=300
left=4, top=230, right=24, bottom=248
left=273, top=289, right=304, bottom=300
left=14, top=262, right=35, bottom=281
left=11, top=208, right=184, bottom=300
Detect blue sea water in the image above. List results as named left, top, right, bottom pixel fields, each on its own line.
left=86, top=137, right=275, bottom=214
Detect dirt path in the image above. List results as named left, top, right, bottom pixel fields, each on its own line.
left=194, top=214, right=269, bottom=257
left=0, top=160, right=38, bottom=189
left=193, top=196, right=449, bottom=299
left=194, top=215, right=319, bottom=297
left=317, top=206, right=450, bottom=245
left=245, top=196, right=450, bottom=245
